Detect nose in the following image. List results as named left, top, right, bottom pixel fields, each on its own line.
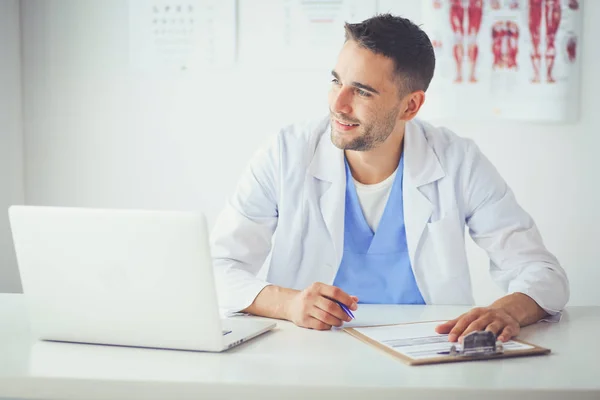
left=330, top=86, right=353, bottom=115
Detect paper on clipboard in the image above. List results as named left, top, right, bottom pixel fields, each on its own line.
left=344, top=321, right=550, bottom=366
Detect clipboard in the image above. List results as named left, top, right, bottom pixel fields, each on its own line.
left=343, top=320, right=550, bottom=366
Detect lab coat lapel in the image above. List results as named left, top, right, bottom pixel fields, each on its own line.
left=306, top=119, right=444, bottom=272
left=308, top=123, right=346, bottom=269
left=403, top=120, right=445, bottom=267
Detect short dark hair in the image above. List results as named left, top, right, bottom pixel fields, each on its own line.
left=344, top=14, right=435, bottom=94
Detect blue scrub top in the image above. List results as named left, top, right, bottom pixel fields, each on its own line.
left=332, top=154, right=425, bottom=304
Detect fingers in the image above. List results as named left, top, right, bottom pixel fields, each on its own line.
left=313, top=283, right=357, bottom=311
left=315, top=296, right=352, bottom=322
left=305, top=316, right=332, bottom=331
left=448, top=309, right=483, bottom=342
left=497, top=324, right=519, bottom=342
left=310, top=306, right=344, bottom=327
left=291, top=283, right=358, bottom=330
left=484, top=320, right=506, bottom=336
left=435, top=317, right=460, bottom=334
left=458, top=313, right=498, bottom=340
left=442, top=307, right=521, bottom=343
left=293, top=312, right=333, bottom=330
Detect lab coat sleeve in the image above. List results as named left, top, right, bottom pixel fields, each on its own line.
left=460, top=140, right=569, bottom=317
left=210, top=133, right=280, bottom=315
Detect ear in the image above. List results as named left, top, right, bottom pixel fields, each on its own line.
left=399, top=91, right=426, bottom=121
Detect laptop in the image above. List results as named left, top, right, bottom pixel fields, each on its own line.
left=8, top=205, right=276, bottom=352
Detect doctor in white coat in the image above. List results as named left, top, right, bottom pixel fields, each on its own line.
left=210, top=14, right=569, bottom=343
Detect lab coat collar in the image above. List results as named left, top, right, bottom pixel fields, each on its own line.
left=307, top=118, right=444, bottom=186
left=403, top=119, right=445, bottom=187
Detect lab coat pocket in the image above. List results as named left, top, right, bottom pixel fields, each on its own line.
left=426, top=209, right=468, bottom=278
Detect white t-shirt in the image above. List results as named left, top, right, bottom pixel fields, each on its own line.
left=353, top=169, right=397, bottom=232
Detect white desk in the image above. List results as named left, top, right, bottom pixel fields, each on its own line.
left=0, top=293, right=598, bottom=400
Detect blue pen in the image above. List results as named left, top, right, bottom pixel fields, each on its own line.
left=336, top=300, right=355, bottom=319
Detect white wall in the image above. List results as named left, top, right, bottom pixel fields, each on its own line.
left=15, top=0, right=600, bottom=306
left=0, top=0, right=24, bottom=293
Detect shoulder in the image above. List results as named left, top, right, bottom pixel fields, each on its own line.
left=413, top=118, right=480, bottom=169
left=413, top=118, right=479, bottom=160
left=270, top=115, right=330, bottom=166
left=249, top=116, right=328, bottom=165
left=276, top=115, right=330, bottom=150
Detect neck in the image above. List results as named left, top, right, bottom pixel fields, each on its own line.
left=345, top=122, right=405, bottom=185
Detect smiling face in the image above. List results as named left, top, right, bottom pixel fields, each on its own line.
left=328, top=40, right=406, bottom=151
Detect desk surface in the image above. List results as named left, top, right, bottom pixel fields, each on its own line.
left=1, top=293, right=598, bottom=400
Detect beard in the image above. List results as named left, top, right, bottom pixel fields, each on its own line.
left=330, top=108, right=399, bottom=151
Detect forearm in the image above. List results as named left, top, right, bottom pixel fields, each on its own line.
left=490, top=292, right=549, bottom=326
left=242, top=285, right=299, bottom=320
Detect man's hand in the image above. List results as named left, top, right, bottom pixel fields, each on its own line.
left=435, top=292, right=549, bottom=342
left=434, top=307, right=520, bottom=342
left=286, top=282, right=358, bottom=330
left=243, top=282, right=358, bottom=330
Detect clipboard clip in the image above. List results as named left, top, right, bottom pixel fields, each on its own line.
left=443, top=331, right=504, bottom=357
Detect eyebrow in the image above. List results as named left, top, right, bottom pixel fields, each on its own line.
left=331, top=70, right=380, bottom=95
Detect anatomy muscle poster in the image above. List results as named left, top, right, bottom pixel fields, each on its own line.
left=419, top=0, right=582, bottom=122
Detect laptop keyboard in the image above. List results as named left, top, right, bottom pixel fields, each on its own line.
left=223, top=330, right=232, bottom=336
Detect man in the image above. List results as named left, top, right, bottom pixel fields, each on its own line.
left=210, top=14, right=569, bottom=343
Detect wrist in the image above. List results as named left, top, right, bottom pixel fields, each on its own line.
left=491, top=292, right=547, bottom=326
left=245, top=285, right=299, bottom=321
left=274, top=286, right=298, bottom=321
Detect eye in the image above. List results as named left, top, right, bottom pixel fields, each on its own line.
left=331, top=78, right=341, bottom=85
left=356, top=88, right=371, bottom=97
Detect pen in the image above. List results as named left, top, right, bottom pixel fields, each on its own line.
left=335, top=300, right=355, bottom=320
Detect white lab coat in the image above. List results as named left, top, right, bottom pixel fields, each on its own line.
left=210, top=116, right=569, bottom=316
